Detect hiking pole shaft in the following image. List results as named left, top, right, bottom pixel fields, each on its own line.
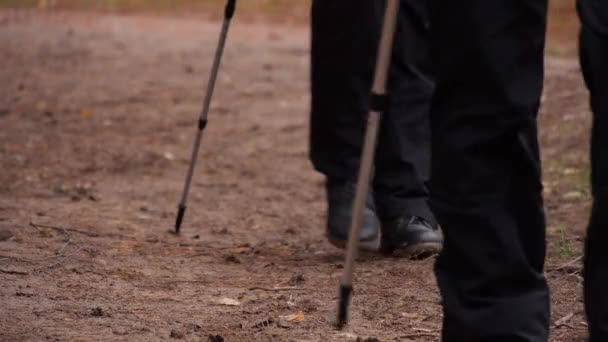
left=337, top=0, right=399, bottom=327
left=175, top=0, right=237, bottom=233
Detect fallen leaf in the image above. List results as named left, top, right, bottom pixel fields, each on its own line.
left=563, top=191, right=583, bottom=200
left=80, top=108, right=94, bottom=118
left=229, top=247, right=250, bottom=254
left=283, top=311, right=306, bottom=322
left=215, top=297, right=240, bottom=306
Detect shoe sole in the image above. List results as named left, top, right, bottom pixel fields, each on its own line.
left=395, top=242, right=442, bottom=259
left=327, top=234, right=381, bottom=252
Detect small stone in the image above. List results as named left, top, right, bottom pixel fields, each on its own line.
left=170, top=329, right=185, bottom=339
left=207, top=335, right=224, bottom=342
left=289, top=273, right=305, bottom=286
left=112, top=328, right=128, bottom=336
left=276, top=319, right=291, bottom=329
left=185, top=323, right=201, bottom=332
left=356, top=338, right=380, bottom=342
left=0, top=229, right=14, bottom=241
left=145, top=235, right=160, bottom=243
left=224, top=255, right=240, bottom=264
left=90, top=307, right=104, bottom=317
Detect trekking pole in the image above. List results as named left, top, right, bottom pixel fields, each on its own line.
left=174, top=0, right=237, bottom=234
left=336, top=0, right=400, bottom=327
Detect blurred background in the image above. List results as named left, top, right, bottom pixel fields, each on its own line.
left=0, top=0, right=579, bottom=55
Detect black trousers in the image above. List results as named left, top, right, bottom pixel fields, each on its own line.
left=428, top=0, right=551, bottom=340
left=309, top=0, right=435, bottom=223
left=579, top=1, right=608, bottom=340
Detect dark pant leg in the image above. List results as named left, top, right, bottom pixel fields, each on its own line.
left=310, top=0, right=434, bottom=223
left=373, top=0, right=436, bottom=224
left=310, top=0, right=383, bottom=181
left=578, top=14, right=608, bottom=341
left=427, top=0, right=550, bottom=340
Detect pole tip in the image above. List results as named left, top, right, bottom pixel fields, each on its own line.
left=336, top=285, right=353, bottom=329
left=225, top=0, right=236, bottom=19
left=175, top=205, right=186, bottom=234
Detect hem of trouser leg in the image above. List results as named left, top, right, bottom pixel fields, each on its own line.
left=309, top=152, right=360, bottom=184
left=374, top=195, right=437, bottom=227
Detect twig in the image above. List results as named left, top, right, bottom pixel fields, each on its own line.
left=0, top=254, right=35, bottom=264
left=0, top=268, right=29, bottom=275
left=34, top=243, right=84, bottom=270
left=30, top=222, right=99, bottom=237
left=547, top=256, right=583, bottom=273
left=184, top=252, right=212, bottom=258
left=399, top=332, right=440, bottom=338
left=554, top=312, right=575, bottom=328
left=248, top=286, right=305, bottom=292
left=164, top=280, right=209, bottom=285
left=56, top=237, right=72, bottom=255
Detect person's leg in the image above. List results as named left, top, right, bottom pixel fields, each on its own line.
left=428, top=0, right=550, bottom=340
left=310, top=0, right=441, bottom=252
left=373, top=0, right=442, bottom=255
left=310, top=0, right=383, bottom=248
left=310, top=0, right=393, bottom=181
left=310, top=0, right=441, bottom=253
left=578, top=4, right=608, bottom=339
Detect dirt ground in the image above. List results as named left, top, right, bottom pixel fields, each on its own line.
left=0, top=9, right=593, bottom=342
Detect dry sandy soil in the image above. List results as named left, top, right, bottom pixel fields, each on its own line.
left=0, top=9, right=594, bottom=342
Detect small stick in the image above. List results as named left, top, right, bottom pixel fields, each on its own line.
left=0, top=255, right=35, bottom=264
left=30, top=222, right=99, bottom=237
left=248, top=286, right=305, bottom=292
left=0, top=268, right=29, bottom=275
left=554, top=312, right=575, bottom=328
left=399, top=332, right=440, bottom=338
left=547, top=256, right=582, bottom=273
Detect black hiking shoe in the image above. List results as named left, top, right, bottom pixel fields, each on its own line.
left=325, top=179, right=380, bottom=251
left=380, top=216, right=443, bottom=257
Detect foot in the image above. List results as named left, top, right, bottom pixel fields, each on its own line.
left=380, top=216, right=443, bottom=257
left=325, top=179, right=380, bottom=251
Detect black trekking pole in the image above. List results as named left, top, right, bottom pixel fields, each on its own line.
left=336, top=0, right=400, bottom=328
left=174, top=0, right=237, bottom=234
